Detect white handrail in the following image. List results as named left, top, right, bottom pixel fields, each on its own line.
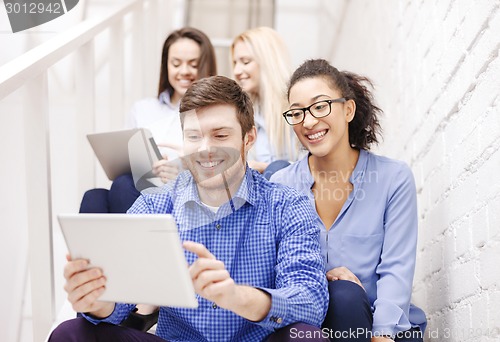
left=0, top=1, right=164, bottom=340
left=0, top=0, right=141, bottom=100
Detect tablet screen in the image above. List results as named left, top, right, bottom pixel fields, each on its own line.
left=58, top=214, right=198, bottom=308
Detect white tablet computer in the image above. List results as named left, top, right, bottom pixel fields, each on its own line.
left=58, top=214, right=198, bottom=308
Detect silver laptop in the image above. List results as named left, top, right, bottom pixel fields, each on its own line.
left=87, top=129, right=164, bottom=190
left=87, top=129, right=141, bottom=181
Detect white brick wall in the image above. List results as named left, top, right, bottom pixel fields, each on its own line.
left=330, top=1, right=500, bottom=340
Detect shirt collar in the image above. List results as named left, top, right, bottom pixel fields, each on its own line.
left=296, top=156, right=315, bottom=192
left=350, top=149, right=368, bottom=184
left=236, top=167, right=257, bottom=206
left=253, top=110, right=265, bottom=130
left=158, top=90, right=179, bottom=110
left=296, top=149, right=369, bottom=189
left=176, top=166, right=256, bottom=209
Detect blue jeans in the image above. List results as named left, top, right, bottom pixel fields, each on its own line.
left=323, top=280, right=423, bottom=342
left=79, top=173, right=140, bottom=213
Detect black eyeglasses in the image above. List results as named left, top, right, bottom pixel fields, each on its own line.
left=282, top=98, right=346, bottom=125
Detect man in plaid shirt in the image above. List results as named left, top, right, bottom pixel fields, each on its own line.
left=50, top=76, right=329, bottom=342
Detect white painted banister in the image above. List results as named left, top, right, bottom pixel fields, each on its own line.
left=110, top=20, right=125, bottom=130
left=0, top=1, right=169, bottom=340
left=22, top=71, right=54, bottom=342
left=0, top=0, right=142, bottom=100
left=76, top=40, right=96, bottom=197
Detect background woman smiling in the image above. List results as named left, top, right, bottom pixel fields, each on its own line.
left=231, top=27, right=298, bottom=176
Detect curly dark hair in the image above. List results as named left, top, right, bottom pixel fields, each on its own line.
left=287, top=59, right=382, bottom=150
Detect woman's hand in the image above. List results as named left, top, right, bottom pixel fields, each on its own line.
left=152, top=158, right=179, bottom=183
left=326, top=266, right=364, bottom=290
left=153, top=142, right=183, bottom=183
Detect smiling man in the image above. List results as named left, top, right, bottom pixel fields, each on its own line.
left=49, top=76, right=329, bottom=342
left=180, top=104, right=247, bottom=206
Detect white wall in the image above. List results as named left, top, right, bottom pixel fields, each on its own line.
left=330, top=0, right=500, bottom=340
left=0, top=3, right=88, bottom=341
left=0, top=1, right=185, bottom=340
left=0, top=89, right=30, bottom=342
left=276, top=0, right=348, bottom=70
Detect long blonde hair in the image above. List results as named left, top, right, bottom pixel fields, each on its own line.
left=231, top=27, right=296, bottom=161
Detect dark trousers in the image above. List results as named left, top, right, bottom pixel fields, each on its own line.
left=323, top=280, right=423, bottom=342
left=48, top=317, right=329, bottom=341
left=79, top=173, right=140, bottom=214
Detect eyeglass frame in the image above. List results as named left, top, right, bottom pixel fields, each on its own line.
left=282, top=98, right=347, bottom=126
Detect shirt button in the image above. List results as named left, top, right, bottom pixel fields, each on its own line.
left=215, top=224, right=221, bottom=230
left=276, top=317, right=283, bottom=324
left=212, top=303, right=218, bottom=309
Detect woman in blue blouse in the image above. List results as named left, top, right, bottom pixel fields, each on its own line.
left=271, top=59, right=426, bottom=342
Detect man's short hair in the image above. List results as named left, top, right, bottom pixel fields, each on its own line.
left=179, top=76, right=255, bottom=136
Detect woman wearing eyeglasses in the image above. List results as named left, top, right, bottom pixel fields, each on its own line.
left=271, top=59, right=426, bottom=342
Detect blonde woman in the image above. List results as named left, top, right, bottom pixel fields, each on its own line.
left=231, top=27, right=298, bottom=177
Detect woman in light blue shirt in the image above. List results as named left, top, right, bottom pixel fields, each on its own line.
left=271, top=59, right=426, bottom=342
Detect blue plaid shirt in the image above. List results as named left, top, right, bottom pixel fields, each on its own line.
left=84, top=168, right=328, bottom=341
